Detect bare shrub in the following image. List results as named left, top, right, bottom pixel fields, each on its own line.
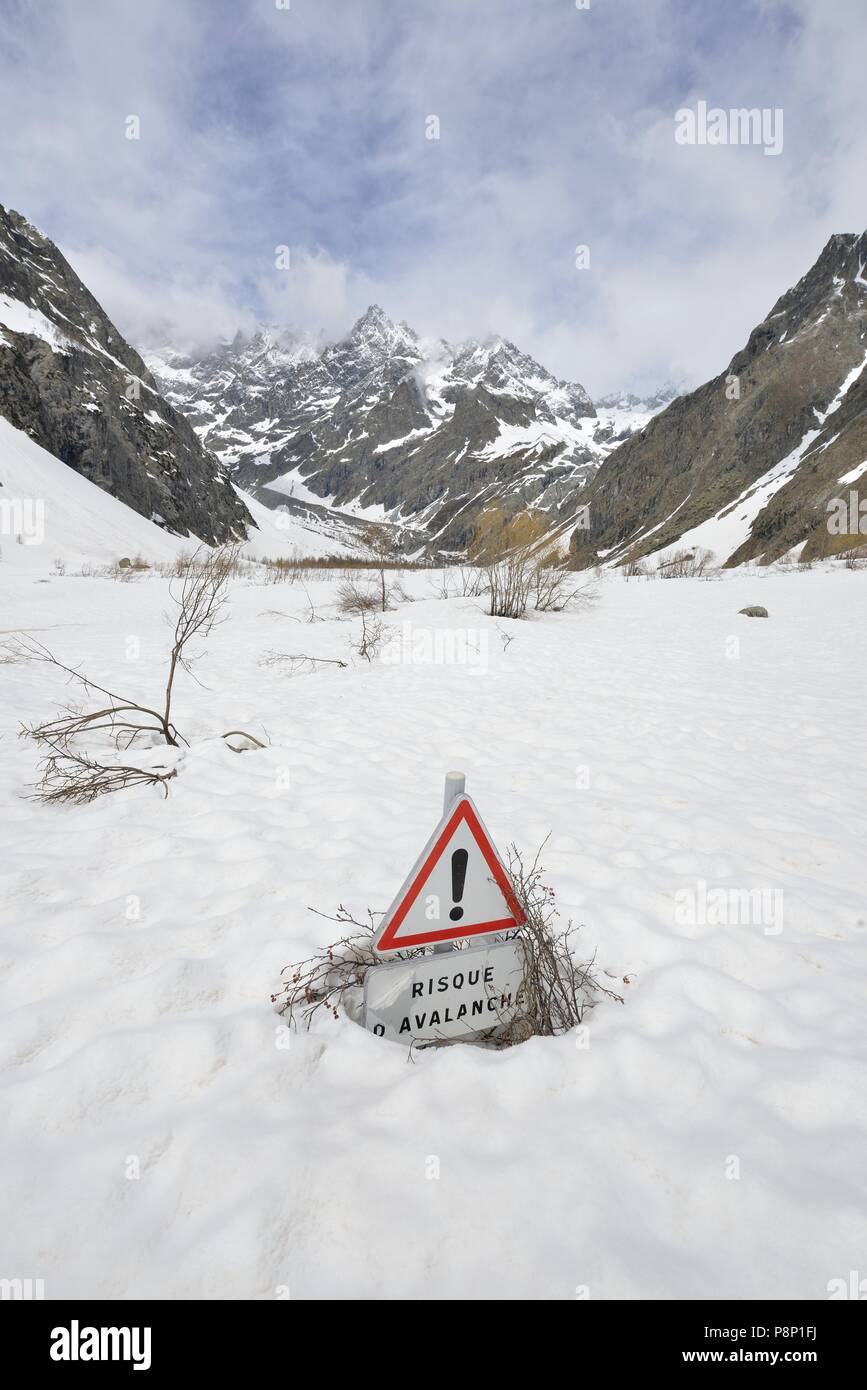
left=470, top=506, right=549, bottom=618
left=531, top=546, right=578, bottom=611
left=336, top=578, right=380, bottom=616
left=257, top=558, right=299, bottom=585
left=389, top=578, right=415, bottom=604
left=469, top=509, right=584, bottom=617
left=356, top=521, right=402, bottom=611
left=501, top=844, right=623, bottom=1039
left=428, top=567, right=483, bottom=600
left=12, top=544, right=259, bottom=803
left=273, top=846, right=623, bottom=1047
left=430, top=565, right=485, bottom=600
left=657, top=547, right=716, bottom=579
left=272, top=907, right=423, bottom=1029
left=356, top=608, right=386, bottom=661
left=621, top=555, right=650, bottom=579
left=260, top=650, right=348, bottom=674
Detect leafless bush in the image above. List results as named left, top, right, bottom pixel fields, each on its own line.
left=260, top=650, right=348, bottom=674
left=272, top=907, right=425, bottom=1030
left=257, top=558, right=299, bottom=584
left=843, top=546, right=867, bottom=570
left=336, top=578, right=380, bottom=616
left=13, top=544, right=260, bottom=804
left=621, top=555, right=650, bottom=579
left=657, top=547, right=716, bottom=579
left=499, top=843, right=624, bottom=1039
left=389, top=578, right=415, bottom=604
left=22, top=740, right=179, bottom=805
left=274, top=847, right=623, bottom=1047
left=470, top=506, right=549, bottom=618
left=336, top=579, right=391, bottom=659
left=356, top=608, right=386, bottom=661
left=430, top=565, right=486, bottom=600
left=355, top=521, right=402, bottom=610
left=531, top=547, right=581, bottom=611
left=469, top=508, right=586, bottom=618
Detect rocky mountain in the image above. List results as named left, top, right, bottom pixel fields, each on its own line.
left=149, top=307, right=657, bottom=551
left=0, top=205, right=250, bottom=545
left=570, top=232, right=867, bottom=568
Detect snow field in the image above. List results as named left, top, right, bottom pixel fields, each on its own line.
left=1, top=563, right=865, bottom=1298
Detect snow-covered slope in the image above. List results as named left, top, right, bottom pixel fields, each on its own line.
left=0, top=415, right=192, bottom=570
left=0, top=415, right=355, bottom=573
left=1, top=565, right=865, bottom=1297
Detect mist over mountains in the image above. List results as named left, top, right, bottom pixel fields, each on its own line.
left=147, top=306, right=673, bottom=552
left=2, top=201, right=865, bottom=567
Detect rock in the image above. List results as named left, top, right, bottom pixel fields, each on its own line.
left=118, top=557, right=131, bottom=569
left=146, top=306, right=605, bottom=553
left=0, top=203, right=251, bottom=545
left=570, top=230, right=867, bottom=570
left=738, top=605, right=768, bottom=617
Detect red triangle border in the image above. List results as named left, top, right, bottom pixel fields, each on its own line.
left=376, top=797, right=526, bottom=951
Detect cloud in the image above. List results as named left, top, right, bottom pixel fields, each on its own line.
left=1, top=0, right=865, bottom=394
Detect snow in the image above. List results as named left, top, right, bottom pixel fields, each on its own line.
left=260, top=468, right=336, bottom=510
left=838, top=459, right=867, bottom=486
left=476, top=417, right=586, bottom=461
left=372, top=425, right=434, bottom=454
left=238, top=489, right=358, bottom=559
left=0, top=293, right=71, bottom=354
left=1, top=546, right=866, bottom=1299
left=0, top=416, right=353, bottom=570
left=0, top=416, right=191, bottom=567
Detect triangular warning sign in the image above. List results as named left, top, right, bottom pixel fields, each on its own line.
left=373, top=795, right=526, bottom=953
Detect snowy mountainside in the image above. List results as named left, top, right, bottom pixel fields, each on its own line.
left=0, top=204, right=250, bottom=544
left=571, top=231, right=867, bottom=568
left=148, top=308, right=675, bottom=552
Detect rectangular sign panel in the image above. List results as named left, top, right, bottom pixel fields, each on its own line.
left=364, top=938, right=526, bottom=1044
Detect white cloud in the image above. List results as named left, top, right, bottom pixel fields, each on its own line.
left=1, top=0, right=864, bottom=394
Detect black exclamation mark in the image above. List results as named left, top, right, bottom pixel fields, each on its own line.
left=449, top=848, right=468, bottom=921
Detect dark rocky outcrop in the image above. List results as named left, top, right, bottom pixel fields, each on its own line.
left=570, top=232, right=867, bottom=568
left=0, top=205, right=251, bottom=543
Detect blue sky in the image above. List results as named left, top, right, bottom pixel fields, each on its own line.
left=1, top=0, right=865, bottom=393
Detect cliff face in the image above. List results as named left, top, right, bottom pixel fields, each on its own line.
left=570, top=232, right=867, bottom=567
left=0, top=205, right=250, bottom=544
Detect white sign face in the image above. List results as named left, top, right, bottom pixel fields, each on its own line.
left=364, top=938, right=527, bottom=1044
left=373, top=794, right=526, bottom=953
